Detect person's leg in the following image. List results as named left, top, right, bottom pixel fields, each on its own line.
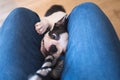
left=62, top=2, right=120, bottom=80
left=0, top=8, right=44, bottom=80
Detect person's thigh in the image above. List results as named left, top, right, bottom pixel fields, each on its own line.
left=0, top=8, right=44, bottom=80
left=62, top=2, right=120, bottom=80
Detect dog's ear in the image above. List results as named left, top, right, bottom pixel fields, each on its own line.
left=55, top=15, right=67, bottom=27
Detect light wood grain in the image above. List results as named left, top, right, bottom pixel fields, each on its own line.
left=0, top=0, right=120, bottom=39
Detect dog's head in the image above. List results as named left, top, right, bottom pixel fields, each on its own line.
left=41, top=16, right=68, bottom=58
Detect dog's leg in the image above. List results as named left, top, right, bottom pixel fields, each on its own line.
left=35, top=11, right=67, bottom=35
left=35, top=17, right=50, bottom=35
left=29, top=55, right=58, bottom=80
left=50, top=60, right=64, bottom=79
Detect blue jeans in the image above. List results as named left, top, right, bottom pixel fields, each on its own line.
left=0, top=2, right=120, bottom=80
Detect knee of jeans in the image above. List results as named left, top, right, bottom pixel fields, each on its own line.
left=9, top=7, right=39, bottom=18
left=10, top=7, right=30, bottom=15
left=67, top=2, right=103, bottom=31
left=78, top=2, right=100, bottom=10
left=70, top=2, right=101, bottom=15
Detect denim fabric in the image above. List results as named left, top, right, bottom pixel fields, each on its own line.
left=0, top=2, right=120, bottom=80
left=62, top=2, right=120, bottom=80
left=0, top=8, right=44, bottom=80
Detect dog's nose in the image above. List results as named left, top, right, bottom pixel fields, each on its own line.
left=49, top=45, right=57, bottom=53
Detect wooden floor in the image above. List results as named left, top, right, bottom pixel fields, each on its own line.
left=0, top=0, right=120, bottom=39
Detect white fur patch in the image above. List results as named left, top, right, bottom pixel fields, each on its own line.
left=29, top=75, right=42, bottom=80
left=42, top=62, right=52, bottom=68
left=58, top=32, right=68, bottom=52
left=36, top=68, right=52, bottom=76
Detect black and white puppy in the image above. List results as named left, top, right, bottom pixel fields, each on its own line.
left=35, top=11, right=68, bottom=59
left=29, top=5, right=68, bottom=80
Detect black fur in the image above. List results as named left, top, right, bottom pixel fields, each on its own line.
left=45, top=5, right=66, bottom=16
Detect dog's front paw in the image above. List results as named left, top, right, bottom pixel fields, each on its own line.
left=35, top=19, right=50, bottom=35
left=37, top=68, right=52, bottom=76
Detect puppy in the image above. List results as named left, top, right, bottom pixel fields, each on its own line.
left=30, top=5, right=68, bottom=80
left=35, top=12, right=68, bottom=59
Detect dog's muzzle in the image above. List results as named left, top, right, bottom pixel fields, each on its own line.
left=41, top=39, right=58, bottom=56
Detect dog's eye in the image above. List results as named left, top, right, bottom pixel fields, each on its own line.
left=51, top=33, right=59, bottom=40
